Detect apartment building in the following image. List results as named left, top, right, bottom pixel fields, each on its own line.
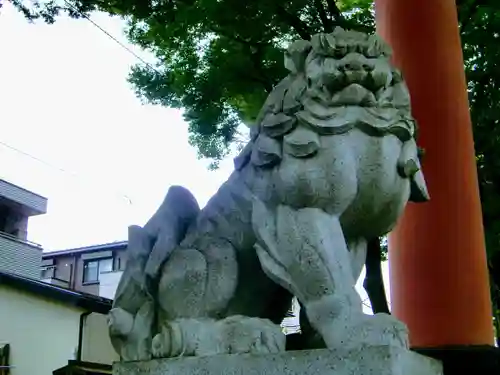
left=41, top=241, right=127, bottom=299
left=0, top=179, right=117, bottom=373
left=0, top=178, right=47, bottom=279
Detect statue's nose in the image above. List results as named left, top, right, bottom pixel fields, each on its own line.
left=338, top=53, right=374, bottom=72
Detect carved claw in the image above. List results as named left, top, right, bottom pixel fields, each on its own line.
left=216, top=316, right=285, bottom=355
left=151, top=317, right=285, bottom=359
left=152, top=322, right=184, bottom=358
left=151, top=333, right=168, bottom=358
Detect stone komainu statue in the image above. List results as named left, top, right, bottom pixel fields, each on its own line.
left=108, top=27, right=429, bottom=361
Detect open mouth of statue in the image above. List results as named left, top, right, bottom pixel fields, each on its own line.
left=307, top=82, right=379, bottom=108
left=307, top=76, right=407, bottom=110
left=306, top=64, right=403, bottom=108
left=328, top=83, right=377, bottom=107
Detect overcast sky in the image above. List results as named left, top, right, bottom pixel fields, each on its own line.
left=0, top=3, right=238, bottom=251
left=0, top=2, right=389, bottom=310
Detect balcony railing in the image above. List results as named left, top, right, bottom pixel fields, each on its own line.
left=41, top=277, right=70, bottom=288
left=0, top=231, right=43, bottom=279
left=0, top=231, right=42, bottom=248
left=98, top=270, right=123, bottom=299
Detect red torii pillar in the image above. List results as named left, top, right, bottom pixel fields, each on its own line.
left=374, top=0, right=494, bottom=347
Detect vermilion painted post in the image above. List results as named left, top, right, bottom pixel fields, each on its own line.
left=374, top=0, right=494, bottom=347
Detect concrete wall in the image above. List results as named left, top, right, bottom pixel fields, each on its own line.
left=0, top=284, right=116, bottom=375
left=52, top=255, right=75, bottom=284
left=82, top=313, right=119, bottom=365
left=98, top=271, right=123, bottom=299
left=0, top=285, right=80, bottom=375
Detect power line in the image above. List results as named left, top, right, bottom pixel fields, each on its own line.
left=1, top=140, right=75, bottom=176
left=0, top=2, right=161, bottom=206
left=1, top=3, right=167, bottom=205
left=0, top=140, right=133, bottom=205
left=62, top=0, right=161, bottom=74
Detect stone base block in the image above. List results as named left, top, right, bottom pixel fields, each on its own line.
left=113, top=345, right=443, bottom=375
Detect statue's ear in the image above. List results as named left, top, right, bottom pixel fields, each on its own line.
left=409, top=169, right=430, bottom=203
left=284, top=40, right=312, bottom=74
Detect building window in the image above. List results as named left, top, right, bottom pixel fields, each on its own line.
left=116, top=257, right=126, bottom=271
left=99, top=257, right=113, bottom=273
left=83, top=261, right=98, bottom=283
left=83, top=257, right=113, bottom=283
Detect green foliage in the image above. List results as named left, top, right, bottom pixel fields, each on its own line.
left=379, top=237, right=388, bottom=261
left=9, top=0, right=373, bottom=163
left=9, top=0, right=500, bottom=317
left=458, top=0, right=500, bottom=320
left=122, top=0, right=375, bottom=162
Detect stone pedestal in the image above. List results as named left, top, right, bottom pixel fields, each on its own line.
left=113, top=346, right=443, bottom=375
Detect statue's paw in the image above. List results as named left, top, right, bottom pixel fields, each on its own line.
left=369, top=313, right=409, bottom=348
left=151, top=317, right=285, bottom=358
left=108, top=308, right=134, bottom=337
left=324, top=313, right=409, bottom=349
left=215, top=315, right=286, bottom=355
left=152, top=333, right=169, bottom=358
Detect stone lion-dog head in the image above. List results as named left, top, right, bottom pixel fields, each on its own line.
left=235, top=27, right=428, bottom=203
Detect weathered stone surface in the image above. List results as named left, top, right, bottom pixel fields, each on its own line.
left=109, top=27, right=430, bottom=362
left=114, top=346, right=443, bottom=375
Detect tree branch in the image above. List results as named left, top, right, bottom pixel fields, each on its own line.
left=275, top=5, right=312, bottom=40
left=205, top=23, right=272, bottom=94
left=249, top=50, right=274, bottom=93
left=208, top=24, right=269, bottom=47
left=458, top=0, right=484, bottom=33
left=325, top=0, right=346, bottom=27
left=314, top=0, right=333, bottom=32
left=363, top=238, right=390, bottom=314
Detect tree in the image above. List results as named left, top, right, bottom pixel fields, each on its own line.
left=8, top=0, right=374, bottom=163
left=459, top=0, right=500, bottom=346
left=9, top=0, right=500, bottom=344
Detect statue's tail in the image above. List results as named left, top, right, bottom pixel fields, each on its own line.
left=112, top=185, right=200, bottom=313
left=112, top=225, right=152, bottom=313
left=109, top=185, right=201, bottom=360
left=143, top=185, right=200, bottom=280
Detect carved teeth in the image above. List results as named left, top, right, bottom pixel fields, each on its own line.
left=330, top=84, right=377, bottom=106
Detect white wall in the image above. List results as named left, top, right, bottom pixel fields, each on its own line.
left=0, top=285, right=80, bottom=375
left=82, top=313, right=119, bottom=365
left=99, top=270, right=123, bottom=299
left=0, top=284, right=118, bottom=375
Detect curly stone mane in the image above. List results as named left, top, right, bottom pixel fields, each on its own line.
left=235, top=27, right=418, bottom=172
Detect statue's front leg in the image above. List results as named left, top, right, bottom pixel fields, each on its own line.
left=252, top=200, right=408, bottom=349
left=152, top=237, right=285, bottom=358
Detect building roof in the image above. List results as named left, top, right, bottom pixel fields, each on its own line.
left=0, top=178, right=48, bottom=216
left=0, top=270, right=112, bottom=314
left=53, top=360, right=112, bottom=375
left=42, top=241, right=128, bottom=258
